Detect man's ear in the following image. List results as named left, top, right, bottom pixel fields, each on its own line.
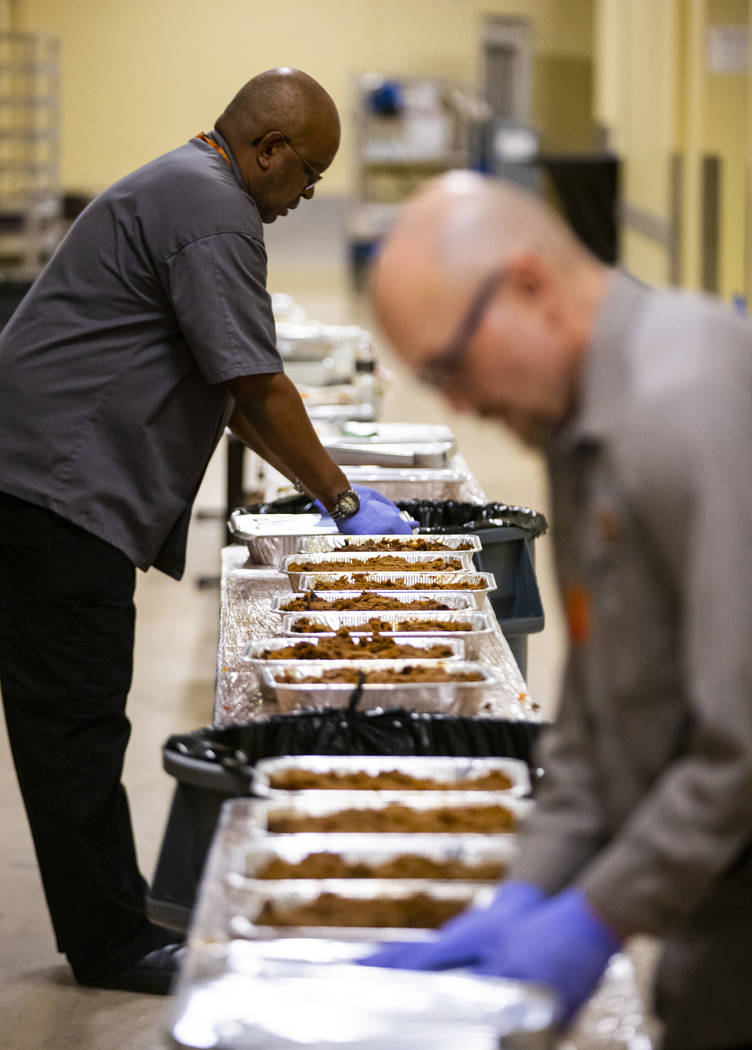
left=503, top=252, right=565, bottom=327
left=504, top=253, right=553, bottom=300
left=255, top=131, right=285, bottom=174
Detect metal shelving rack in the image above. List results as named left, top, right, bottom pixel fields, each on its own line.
left=0, top=32, right=62, bottom=280
left=348, top=73, right=488, bottom=287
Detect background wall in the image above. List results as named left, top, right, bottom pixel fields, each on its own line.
left=12, top=0, right=595, bottom=195
left=594, top=0, right=751, bottom=301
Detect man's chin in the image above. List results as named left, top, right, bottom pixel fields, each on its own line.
left=480, top=408, right=552, bottom=449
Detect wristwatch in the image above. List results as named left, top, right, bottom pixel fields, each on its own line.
left=329, top=488, right=360, bottom=520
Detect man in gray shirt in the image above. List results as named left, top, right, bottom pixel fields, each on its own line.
left=363, top=172, right=752, bottom=1050
left=0, top=68, right=409, bottom=994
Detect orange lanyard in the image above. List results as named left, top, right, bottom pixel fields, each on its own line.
left=195, top=132, right=231, bottom=168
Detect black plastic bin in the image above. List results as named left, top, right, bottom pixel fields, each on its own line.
left=148, top=710, right=545, bottom=933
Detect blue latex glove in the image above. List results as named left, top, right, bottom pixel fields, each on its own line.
left=315, top=486, right=418, bottom=535
left=359, top=880, right=546, bottom=971
left=471, top=888, right=622, bottom=1024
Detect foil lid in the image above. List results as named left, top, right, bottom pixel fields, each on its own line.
left=170, top=938, right=559, bottom=1050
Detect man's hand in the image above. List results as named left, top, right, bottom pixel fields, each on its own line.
left=359, top=881, right=546, bottom=971
left=472, top=888, right=621, bottom=1024
left=360, top=883, right=621, bottom=1026
left=315, top=486, right=417, bottom=535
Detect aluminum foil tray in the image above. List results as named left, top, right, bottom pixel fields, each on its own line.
left=285, top=357, right=352, bottom=388
left=258, top=659, right=501, bottom=715
left=268, top=630, right=469, bottom=661
left=247, top=790, right=531, bottom=835
left=298, top=382, right=362, bottom=407
left=300, top=533, right=481, bottom=554
left=239, top=830, right=519, bottom=881
left=343, top=466, right=471, bottom=502
left=283, top=549, right=475, bottom=588
left=269, top=590, right=478, bottom=615
left=278, top=609, right=495, bottom=660
left=275, top=320, right=336, bottom=360
left=223, top=876, right=493, bottom=940
left=243, top=635, right=466, bottom=669
left=228, top=509, right=337, bottom=565
left=296, top=572, right=496, bottom=610
left=253, top=755, right=530, bottom=797
left=335, top=420, right=457, bottom=445
left=323, top=439, right=455, bottom=469
left=169, top=938, right=558, bottom=1050
left=306, top=402, right=376, bottom=423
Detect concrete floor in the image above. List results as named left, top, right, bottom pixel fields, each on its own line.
left=0, top=259, right=566, bottom=1048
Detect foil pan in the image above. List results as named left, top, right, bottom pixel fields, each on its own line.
left=333, top=420, right=457, bottom=445
left=269, top=590, right=478, bottom=615
left=278, top=609, right=495, bottom=661
left=239, top=830, right=520, bottom=880
left=300, top=533, right=481, bottom=554
left=296, top=572, right=496, bottom=610
left=323, top=439, right=456, bottom=469
left=285, top=357, right=352, bottom=388
left=343, top=465, right=472, bottom=502
left=170, top=938, right=558, bottom=1050
left=306, top=401, right=376, bottom=423
left=222, top=876, right=493, bottom=939
left=282, top=549, right=475, bottom=588
left=247, top=790, right=531, bottom=835
left=252, top=755, right=530, bottom=798
left=242, top=635, right=466, bottom=668
left=275, top=320, right=335, bottom=360
left=298, top=382, right=362, bottom=406
left=258, top=659, right=502, bottom=715
left=228, top=509, right=337, bottom=565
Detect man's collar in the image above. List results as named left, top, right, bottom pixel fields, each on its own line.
left=553, top=269, right=652, bottom=454
left=201, top=129, right=247, bottom=193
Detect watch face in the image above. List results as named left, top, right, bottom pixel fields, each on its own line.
left=332, top=489, right=360, bottom=519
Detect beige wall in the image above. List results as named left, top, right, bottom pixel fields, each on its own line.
left=15, top=0, right=593, bottom=194
left=595, top=0, right=751, bottom=297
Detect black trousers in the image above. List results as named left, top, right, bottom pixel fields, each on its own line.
left=0, top=491, right=172, bottom=981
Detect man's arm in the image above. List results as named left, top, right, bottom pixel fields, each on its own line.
left=227, top=371, right=350, bottom=510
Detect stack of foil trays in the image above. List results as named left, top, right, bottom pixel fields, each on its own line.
left=169, top=760, right=558, bottom=1050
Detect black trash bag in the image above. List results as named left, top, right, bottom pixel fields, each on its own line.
left=236, top=494, right=547, bottom=539
left=396, top=499, right=548, bottom=538
left=165, top=709, right=545, bottom=774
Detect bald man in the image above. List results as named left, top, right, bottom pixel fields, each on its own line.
left=364, top=172, right=752, bottom=1050
left=0, top=68, right=408, bottom=995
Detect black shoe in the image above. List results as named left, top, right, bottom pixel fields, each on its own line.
left=78, top=942, right=185, bottom=995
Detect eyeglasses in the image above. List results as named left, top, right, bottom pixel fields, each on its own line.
left=282, top=135, right=324, bottom=190
left=416, top=267, right=506, bottom=389
left=252, top=133, right=324, bottom=191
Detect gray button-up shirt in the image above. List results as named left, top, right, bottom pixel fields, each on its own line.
left=0, top=131, right=282, bottom=578
left=510, top=271, right=752, bottom=1047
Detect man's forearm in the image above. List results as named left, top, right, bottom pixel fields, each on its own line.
left=228, top=403, right=296, bottom=482
left=227, top=372, right=350, bottom=509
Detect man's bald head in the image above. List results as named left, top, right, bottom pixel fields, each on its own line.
left=216, top=68, right=340, bottom=223
left=371, top=171, right=609, bottom=447
left=373, top=171, right=589, bottom=339
left=217, top=67, right=340, bottom=163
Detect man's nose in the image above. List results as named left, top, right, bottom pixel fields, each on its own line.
left=302, top=185, right=316, bottom=200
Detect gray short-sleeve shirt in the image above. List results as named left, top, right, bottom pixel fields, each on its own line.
left=0, top=132, right=282, bottom=578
